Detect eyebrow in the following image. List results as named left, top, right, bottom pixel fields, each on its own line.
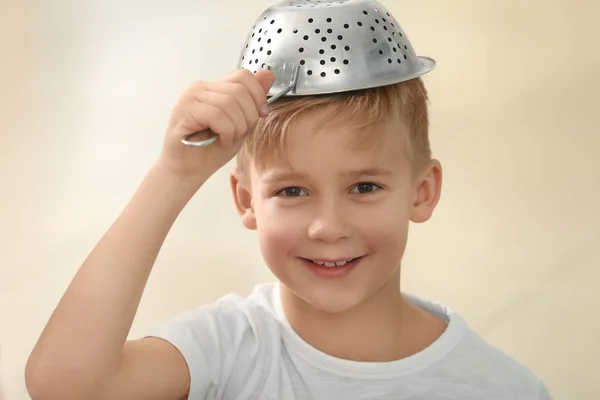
left=262, top=167, right=393, bottom=183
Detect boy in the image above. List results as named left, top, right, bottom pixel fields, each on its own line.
left=25, top=67, right=552, bottom=399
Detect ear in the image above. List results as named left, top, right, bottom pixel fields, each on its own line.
left=410, top=160, right=443, bottom=223
left=230, top=167, right=257, bottom=230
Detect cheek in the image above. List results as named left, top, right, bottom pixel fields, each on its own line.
left=356, top=198, right=411, bottom=252
left=255, top=201, right=306, bottom=259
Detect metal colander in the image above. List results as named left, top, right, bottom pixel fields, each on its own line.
left=182, top=0, right=435, bottom=147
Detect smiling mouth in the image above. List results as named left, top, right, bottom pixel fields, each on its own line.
left=302, top=256, right=363, bottom=268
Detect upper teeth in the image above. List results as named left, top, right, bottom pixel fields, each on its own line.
left=312, top=259, right=353, bottom=267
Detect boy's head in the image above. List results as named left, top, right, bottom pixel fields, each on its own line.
left=230, top=77, right=442, bottom=314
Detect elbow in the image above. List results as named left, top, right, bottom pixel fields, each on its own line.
left=25, top=356, right=98, bottom=400
left=25, top=357, right=62, bottom=400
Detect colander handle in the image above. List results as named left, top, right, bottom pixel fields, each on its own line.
left=181, top=129, right=218, bottom=148
left=181, top=64, right=299, bottom=148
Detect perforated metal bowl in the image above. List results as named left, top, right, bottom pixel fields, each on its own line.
left=182, top=0, right=435, bottom=147
left=238, top=0, right=435, bottom=96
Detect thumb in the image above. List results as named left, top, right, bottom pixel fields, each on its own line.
left=254, top=70, right=276, bottom=94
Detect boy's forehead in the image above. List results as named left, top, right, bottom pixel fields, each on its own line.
left=253, top=111, right=409, bottom=178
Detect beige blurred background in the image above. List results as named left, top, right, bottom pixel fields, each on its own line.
left=1, top=0, right=599, bottom=398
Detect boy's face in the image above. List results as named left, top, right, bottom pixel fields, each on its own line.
left=231, top=108, right=441, bottom=314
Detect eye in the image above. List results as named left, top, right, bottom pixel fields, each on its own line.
left=277, top=186, right=308, bottom=197
left=351, top=182, right=382, bottom=194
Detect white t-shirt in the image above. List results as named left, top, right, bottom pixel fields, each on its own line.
left=149, top=282, right=553, bottom=399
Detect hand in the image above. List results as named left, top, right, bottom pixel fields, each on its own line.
left=157, top=69, right=275, bottom=184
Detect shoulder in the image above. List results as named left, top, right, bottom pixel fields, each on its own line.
left=153, top=281, right=281, bottom=334
left=454, top=330, right=551, bottom=397
left=407, top=294, right=551, bottom=397
left=147, top=282, right=283, bottom=398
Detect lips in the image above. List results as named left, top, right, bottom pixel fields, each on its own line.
left=300, top=256, right=364, bottom=278
left=304, top=257, right=361, bottom=268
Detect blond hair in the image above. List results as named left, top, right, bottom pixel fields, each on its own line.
left=237, top=77, right=431, bottom=174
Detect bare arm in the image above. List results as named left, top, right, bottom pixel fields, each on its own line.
left=25, top=164, right=199, bottom=400
left=24, top=69, right=275, bottom=400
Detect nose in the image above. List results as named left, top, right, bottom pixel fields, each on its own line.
left=307, top=201, right=352, bottom=243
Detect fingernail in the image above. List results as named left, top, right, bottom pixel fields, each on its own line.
left=260, top=103, right=271, bottom=117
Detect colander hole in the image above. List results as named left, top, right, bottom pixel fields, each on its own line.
left=308, top=18, right=314, bottom=23
left=267, top=50, right=272, bottom=55
left=321, top=37, right=327, bottom=42
left=404, top=45, right=408, bottom=49
left=331, top=44, right=337, bottom=49
left=375, top=19, right=380, bottom=24
left=363, top=10, right=368, bottom=15
left=258, top=38, right=261, bottom=42
left=307, top=70, right=313, bottom=75
left=327, top=28, right=333, bottom=33
left=267, top=39, right=272, bottom=43
left=319, top=49, right=325, bottom=54
left=304, top=35, right=309, bottom=40
left=344, top=45, right=350, bottom=51
left=370, top=27, right=375, bottom=31
left=252, top=49, right=255, bottom=54
left=299, top=47, right=305, bottom=52
left=393, top=47, right=397, bottom=52
left=327, top=18, right=332, bottom=23
left=315, top=29, right=321, bottom=33
left=404, top=54, right=408, bottom=59
left=331, top=57, right=336, bottom=62
left=270, top=20, right=275, bottom=24
left=293, top=29, right=299, bottom=34
left=383, top=26, right=388, bottom=31
left=320, top=60, right=326, bottom=65
left=278, top=28, right=283, bottom=33
left=249, top=60, right=252, bottom=64
left=373, top=38, right=378, bottom=43
left=397, top=59, right=401, bottom=63
left=300, top=60, right=306, bottom=65
left=382, top=18, right=387, bottom=22
left=391, top=23, right=395, bottom=27
left=334, top=69, right=340, bottom=74
left=321, top=72, right=326, bottom=77
left=388, top=58, right=392, bottom=63
left=255, top=59, right=258, bottom=63
left=388, top=38, right=392, bottom=42
left=260, top=47, right=263, bottom=51
left=344, top=24, right=349, bottom=28
left=343, top=59, right=349, bottom=64
left=378, top=50, right=383, bottom=55
left=337, top=35, right=343, bottom=40
left=357, top=22, right=363, bottom=26
left=259, top=29, right=263, bottom=33
left=252, top=33, right=255, bottom=37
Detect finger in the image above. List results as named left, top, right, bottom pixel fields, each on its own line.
left=254, top=69, right=277, bottom=95
left=184, top=101, right=237, bottom=148
left=192, top=90, right=248, bottom=143
left=228, top=69, right=275, bottom=116
left=202, top=81, right=259, bottom=133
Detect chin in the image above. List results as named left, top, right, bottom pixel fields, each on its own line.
left=295, top=286, right=368, bottom=315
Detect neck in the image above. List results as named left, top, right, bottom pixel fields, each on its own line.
left=280, top=275, right=447, bottom=362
